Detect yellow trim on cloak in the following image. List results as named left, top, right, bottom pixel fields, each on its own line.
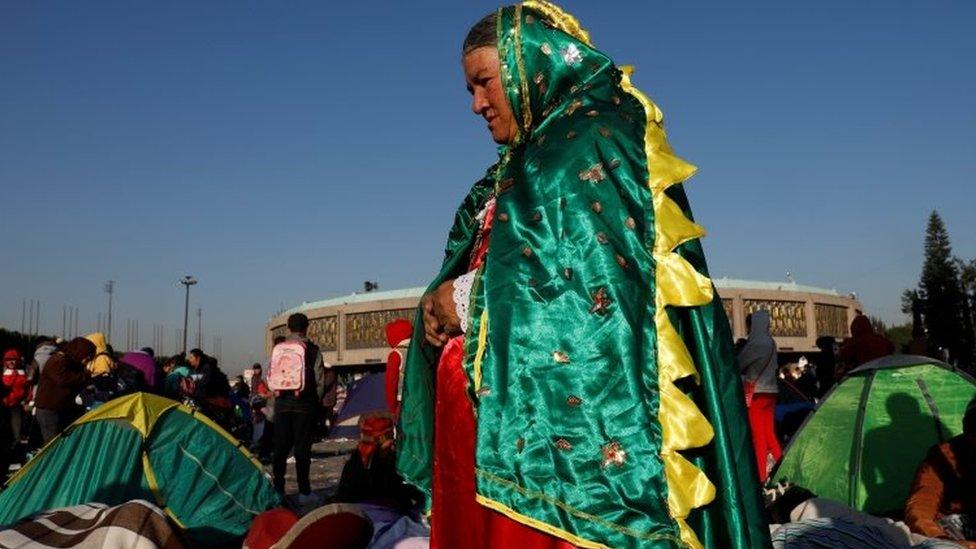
left=620, top=65, right=717, bottom=549
left=472, top=309, right=489, bottom=393
left=513, top=5, right=533, bottom=136
left=476, top=495, right=610, bottom=549
left=522, top=0, right=592, bottom=46
left=477, top=468, right=685, bottom=546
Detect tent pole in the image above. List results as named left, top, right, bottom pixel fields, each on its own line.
left=848, top=370, right=876, bottom=508
left=915, top=378, right=949, bottom=442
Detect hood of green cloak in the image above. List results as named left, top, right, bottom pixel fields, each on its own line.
left=494, top=4, right=615, bottom=147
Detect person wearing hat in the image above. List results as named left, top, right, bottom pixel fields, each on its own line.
left=905, top=399, right=976, bottom=546
left=0, top=350, right=22, bottom=482
left=335, top=413, right=422, bottom=514
left=2, top=349, right=29, bottom=454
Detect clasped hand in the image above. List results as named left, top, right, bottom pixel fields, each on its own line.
left=422, top=279, right=462, bottom=347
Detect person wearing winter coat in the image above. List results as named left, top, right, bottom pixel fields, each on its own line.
left=248, top=363, right=271, bottom=401
left=837, top=315, right=894, bottom=379
left=188, top=348, right=227, bottom=399
left=120, top=351, right=159, bottom=392
left=29, top=339, right=58, bottom=380
left=2, top=349, right=29, bottom=451
left=737, top=310, right=782, bottom=481
left=335, top=413, right=423, bottom=514
left=35, top=338, right=94, bottom=443
left=162, top=356, right=193, bottom=401
left=84, top=332, right=115, bottom=377
left=904, top=400, right=976, bottom=546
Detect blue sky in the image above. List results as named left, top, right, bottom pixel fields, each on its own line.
left=2, top=1, right=974, bottom=367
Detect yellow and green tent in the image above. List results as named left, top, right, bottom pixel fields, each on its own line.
left=0, top=392, right=280, bottom=546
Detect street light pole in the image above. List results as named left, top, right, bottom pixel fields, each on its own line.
left=104, top=281, right=114, bottom=346
left=180, top=276, right=197, bottom=354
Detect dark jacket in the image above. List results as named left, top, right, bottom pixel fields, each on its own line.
left=838, top=315, right=894, bottom=377
left=35, top=338, right=94, bottom=412
left=193, top=354, right=229, bottom=399
left=335, top=448, right=423, bottom=513
left=321, top=368, right=338, bottom=408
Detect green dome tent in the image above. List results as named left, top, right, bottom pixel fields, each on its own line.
left=0, top=393, right=280, bottom=546
left=770, top=355, right=976, bottom=516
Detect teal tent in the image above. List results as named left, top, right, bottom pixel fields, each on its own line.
left=771, top=355, right=976, bottom=516
left=0, top=393, right=280, bottom=546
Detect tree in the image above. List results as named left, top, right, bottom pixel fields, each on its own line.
left=959, top=258, right=976, bottom=362
left=915, top=212, right=972, bottom=366
left=961, top=259, right=976, bottom=293
left=884, top=322, right=913, bottom=353
left=868, top=315, right=888, bottom=336
left=900, top=289, right=919, bottom=315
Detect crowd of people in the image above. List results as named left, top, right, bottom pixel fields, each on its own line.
left=0, top=315, right=430, bottom=546
left=0, top=315, right=383, bottom=505
left=1, top=2, right=972, bottom=546
left=0, top=332, right=255, bottom=484
left=2, top=314, right=971, bottom=547
left=736, top=311, right=976, bottom=546
left=737, top=312, right=899, bottom=482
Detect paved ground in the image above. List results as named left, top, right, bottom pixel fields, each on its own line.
left=269, top=438, right=358, bottom=514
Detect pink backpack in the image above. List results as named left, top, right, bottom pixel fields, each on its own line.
left=269, top=340, right=306, bottom=396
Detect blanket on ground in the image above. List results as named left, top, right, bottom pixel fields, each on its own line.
left=0, top=499, right=183, bottom=549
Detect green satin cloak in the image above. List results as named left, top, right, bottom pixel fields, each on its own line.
left=397, top=3, right=769, bottom=547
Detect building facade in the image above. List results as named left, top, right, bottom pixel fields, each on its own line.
left=267, top=279, right=861, bottom=369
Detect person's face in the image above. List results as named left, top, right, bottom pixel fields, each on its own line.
left=3, top=357, right=19, bottom=368
left=463, top=47, right=517, bottom=145
left=253, top=367, right=261, bottom=378
left=188, top=354, right=200, bottom=368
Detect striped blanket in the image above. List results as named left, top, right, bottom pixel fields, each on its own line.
left=772, top=517, right=964, bottom=548
left=0, top=500, right=184, bottom=549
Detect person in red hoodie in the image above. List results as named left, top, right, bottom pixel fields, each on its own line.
left=2, top=349, right=29, bottom=452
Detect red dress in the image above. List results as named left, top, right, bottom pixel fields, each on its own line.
left=430, top=200, right=574, bottom=549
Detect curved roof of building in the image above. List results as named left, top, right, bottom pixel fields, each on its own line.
left=712, top=278, right=843, bottom=296
left=276, top=278, right=846, bottom=319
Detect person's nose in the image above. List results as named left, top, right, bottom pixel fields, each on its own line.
left=471, top=89, right=489, bottom=116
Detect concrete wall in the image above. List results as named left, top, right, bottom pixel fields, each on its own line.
left=268, top=287, right=861, bottom=366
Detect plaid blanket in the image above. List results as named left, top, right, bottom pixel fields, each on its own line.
left=772, top=517, right=964, bottom=549
left=0, top=499, right=184, bottom=548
